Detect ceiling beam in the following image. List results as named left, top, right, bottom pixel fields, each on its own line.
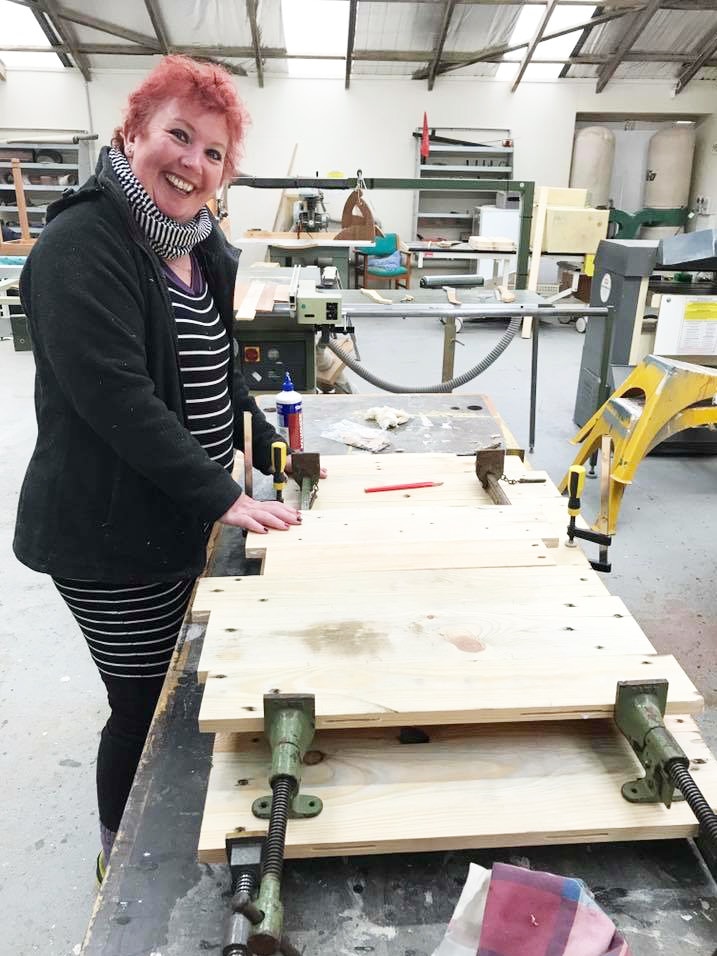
left=426, top=0, right=457, bottom=90
left=10, top=44, right=716, bottom=73
left=413, top=7, right=633, bottom=80
left=143, top=0, right=170, bottom=53
left=21, top=0, right=74, bottom=69
left=674, top=23, right=717, bottom=94
left=511, top=0, right=557, bottom=92
left=5, top=43, right=712, bottom=68
left=246, top=0, right=264, bottom=87
left=345, top=0, right=358, bottom=89
left=36, top=0, right=91, bottom=80
left=53, top=6, right=161, bottom=48
left=192, top=56, right=247, bottom=77
left=595, top=0, right=662, bottom=93
left=560, top=2, right=605, bottom=79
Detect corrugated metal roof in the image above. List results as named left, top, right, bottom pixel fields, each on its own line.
left=568, top=7, right=717, bottom=82
left=2, top=0, right=717, bottom=90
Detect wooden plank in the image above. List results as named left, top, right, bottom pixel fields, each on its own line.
left=247, top=506, right=564, bottom=553
left=255, top=282, right=276, bottom=313
left=252, top=537, right=556, bottom=576
left=235, top=280, right=265, bottom=320
left=198, top=716, right=717, bottom=861
left=198, top=653, right=702, bottom=732
left=10, top=159, right=31, bottom=240
left=196, top=600, right=653, bottom=680
left=191, top=565, right=612, bottom=622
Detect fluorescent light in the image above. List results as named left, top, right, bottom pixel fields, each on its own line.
left=0, top=0, right=64, bottom=69
left=497, top=3, right=597, bottom=83
left=281, top=0, right=349, bottom=78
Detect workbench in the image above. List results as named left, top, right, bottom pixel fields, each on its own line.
left=80, top=394, right=717, bottom=956
left=240, top=231, right=369, bottom=288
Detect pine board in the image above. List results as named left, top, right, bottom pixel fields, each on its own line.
left=198, top=653, right=701, bottom=732
left=243, top=506, right=564, bottom=552
left=254, top=536, right=556, bottom=576
left=191, top=565, right=611, bottom=623
left=196, top=448, right=715, bottom=859
left=195, top=591, right=652, bottom=681
left=198, top=716, right=717, bottom=861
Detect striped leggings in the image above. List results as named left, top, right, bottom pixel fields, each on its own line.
left=53, top=577, right=195, bottom=831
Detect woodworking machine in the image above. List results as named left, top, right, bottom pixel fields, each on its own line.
left=574, top=229, right=717, bottom=452
left=292, top=188, right=329, bottom=233
left=235, top=265, right=353, bottom=393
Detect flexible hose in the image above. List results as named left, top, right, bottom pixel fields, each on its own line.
left=668, top=760, right=717, bottom=849
left=326, top=315, right=522, bottom=393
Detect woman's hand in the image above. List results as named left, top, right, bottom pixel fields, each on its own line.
left=284, top=456, right=328, bottom=479
left=219, top=494, right=302, bottom=534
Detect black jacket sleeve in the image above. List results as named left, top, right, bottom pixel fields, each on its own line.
left=22, top=210, right=242, bottom=523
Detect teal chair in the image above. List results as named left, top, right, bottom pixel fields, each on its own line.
left=354, top=233, right=412, bottom=290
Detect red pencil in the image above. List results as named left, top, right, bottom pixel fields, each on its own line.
left=364, top=481, right=444, bottom=493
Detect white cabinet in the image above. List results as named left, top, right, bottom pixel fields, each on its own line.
left=412, top=127, right=514, bottom=244
left=0, top=139, right=93, bottom=237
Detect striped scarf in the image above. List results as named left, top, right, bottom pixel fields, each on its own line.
left=109, top=147, right=213, bottom=261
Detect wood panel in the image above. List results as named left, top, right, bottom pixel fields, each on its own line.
left=195, top=594, right=652, bottom=682
left=198, top=653, right=702, bottom=732
left=192, top=565, right=611, bottom=622
left=254, top=537, right=556, bottom=576
left=198, top=716, right=717, bottom=861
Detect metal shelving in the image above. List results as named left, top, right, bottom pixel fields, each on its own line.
left=0, top=137, right=92, bottom=239
left=412, top=127, right=514, bottom=246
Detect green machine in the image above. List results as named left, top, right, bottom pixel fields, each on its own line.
left=608, top=206, right=689, bottom=241
left=234, top=265, right=348, bottom=393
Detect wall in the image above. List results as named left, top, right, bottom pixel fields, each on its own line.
left=2, top=67, right=716, bottom=247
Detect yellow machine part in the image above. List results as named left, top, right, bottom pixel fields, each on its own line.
left=559, top=355, right=717, bottom=534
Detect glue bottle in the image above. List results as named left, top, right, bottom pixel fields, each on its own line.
left=275, top=371, right=303, bottom=450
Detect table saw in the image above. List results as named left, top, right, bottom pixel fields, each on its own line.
left=80, top=394, right=717, bottom=956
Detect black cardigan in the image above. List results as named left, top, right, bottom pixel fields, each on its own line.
left=14, top=148, right=282, bottom=582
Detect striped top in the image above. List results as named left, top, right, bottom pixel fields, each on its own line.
left=165, top=258, right=235, bottom=472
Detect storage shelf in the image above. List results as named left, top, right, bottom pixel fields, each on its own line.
left=0, top=162, right=79, bottom=171
left=413, top=127, right=514, bottom=241
left=0, top=205, right=48, bottom=214
left=417, top=212, right=472, bottom=220
left=0, top=137, right=90, bottom=240
left=0, top=184, right=68, bottom=192
left=427, top=144, right=513, bottom=155
left=419, top=188, right=502, bottom=196
left=420, top=164, right=512, bottom=174
left=1, top=142, right=82, bottom=151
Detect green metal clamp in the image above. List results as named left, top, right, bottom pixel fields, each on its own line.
left=614, top=679, right=688, bottom=807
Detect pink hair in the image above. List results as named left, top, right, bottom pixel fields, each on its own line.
left=112, top=55, right=249, bottom=183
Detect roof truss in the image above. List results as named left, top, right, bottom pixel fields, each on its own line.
left=595, top=0, right=663, bottom=93
left=2, top=0, right=717, bottom=89
left=675, top=22, right=717, bottom=94
left=511, top=0, right=557, bottom=92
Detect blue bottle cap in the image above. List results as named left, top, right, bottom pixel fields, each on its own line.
left=282, top=372, right=295, bottom=391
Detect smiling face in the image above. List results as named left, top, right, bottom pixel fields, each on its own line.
left=124, top=97, right=229, bottom=223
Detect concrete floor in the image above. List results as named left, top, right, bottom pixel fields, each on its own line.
left=3, top=312, right=717, bottom=954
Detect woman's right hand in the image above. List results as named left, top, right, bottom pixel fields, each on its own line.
left=218, top=493, right=302, bottom=534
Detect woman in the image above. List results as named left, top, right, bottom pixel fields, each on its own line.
left=14, top=56, right=303, bottom=880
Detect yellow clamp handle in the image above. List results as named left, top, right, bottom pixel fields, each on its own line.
left=271, top=441, right=287, bottom=490
left=567, top=465, right=585, bottom=517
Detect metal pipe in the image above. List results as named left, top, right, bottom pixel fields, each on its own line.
left=529, top=313, right=540, bottom=453
left=268, top=303, right=611, bottom=321
left=420, top=274, right=486, bottom=288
